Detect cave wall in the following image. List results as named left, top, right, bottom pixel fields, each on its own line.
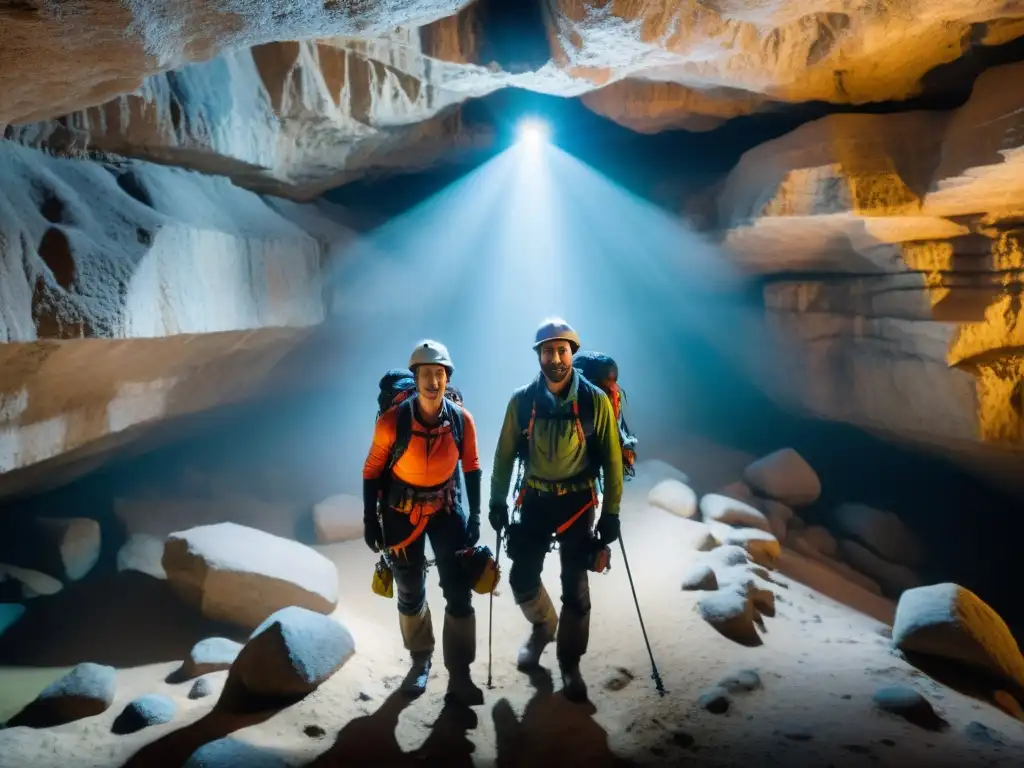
left=691, top=61, right=1024, bottom=491
left=0, top=139, right=353, bottom=499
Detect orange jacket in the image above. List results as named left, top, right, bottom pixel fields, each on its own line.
left=363, top=402, right=480, bottom=488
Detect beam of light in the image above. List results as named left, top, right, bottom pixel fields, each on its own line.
left=314, top=123, right=806, bottom=504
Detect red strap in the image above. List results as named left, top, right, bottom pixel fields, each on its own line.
left=555, top=488, right=597, bottom=535
left=387, top=514, right=430, bottom=559
left=607, top=382, right=622, bottom=422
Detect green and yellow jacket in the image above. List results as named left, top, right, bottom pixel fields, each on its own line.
left=490, top=369, right=623, bottom=515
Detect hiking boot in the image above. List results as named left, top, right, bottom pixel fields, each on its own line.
left=515, top=586, right=558, bottom=670
left=443, top=612, right=484, bottom=707
left=559, top=663, right=588, bottom=703
left=556, top=606, right=590, bottom=703
left=401, top=651, right=433, bottom=697
left=399, top=605, right=435, bottom=698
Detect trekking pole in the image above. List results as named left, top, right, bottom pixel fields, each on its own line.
left=617, top=530, right=666, bottom=696
left=486, top=528, right=502, bottom=689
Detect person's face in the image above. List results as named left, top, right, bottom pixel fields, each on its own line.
left=415, top=365, right=448, bottom=403
left=539, top=341, right=573, bottom=383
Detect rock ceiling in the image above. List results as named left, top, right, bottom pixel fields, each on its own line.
left=4, top=1, right=1024, bottom=199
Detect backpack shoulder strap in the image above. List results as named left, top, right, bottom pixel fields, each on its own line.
left=387, top=398, right=415, bottom=471
left=575, top=375, right=598, bottom=439
left=445, top=399, right=465, bottom=456
left=514, top=382, right=536, bottom=460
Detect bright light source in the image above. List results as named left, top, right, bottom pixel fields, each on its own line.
left=516, top=118, right=549, bottom=147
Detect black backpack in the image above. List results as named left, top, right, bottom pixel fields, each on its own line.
left=574, top=351, right=638, bottom=476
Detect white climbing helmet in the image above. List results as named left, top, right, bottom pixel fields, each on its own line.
left=532, top=317, right=580, bottom=353
left=409, top=339, right=454, bottom=376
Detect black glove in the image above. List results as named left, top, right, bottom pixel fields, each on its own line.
left=464, top=470, right=482, bottom=546
left=489, top=502, right=509, bottom=534
left=362, top=478, right=382, bottom=553
left=596, top=513, right=620, bottom=545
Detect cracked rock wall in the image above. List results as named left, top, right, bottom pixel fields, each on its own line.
left=700, top=61, right=1024, bottom=485
left=0, top=139, right=353, bottom=496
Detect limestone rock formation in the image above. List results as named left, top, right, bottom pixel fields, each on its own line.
left=0, top=140, right=349, bottom=498
left=892, top=582, right=1024, bottom=693
left=162, top=522, right=340, bottom=629
left=5, top=3, right=1024, bottom=197
left=703, top=61, right=1024, bottom=488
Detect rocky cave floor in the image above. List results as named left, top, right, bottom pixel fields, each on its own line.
left=1, top=450, right=1023, bottom=768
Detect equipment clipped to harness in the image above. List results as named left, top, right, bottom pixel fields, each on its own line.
left=372, top=556, right=394, bottom=598
left=588, top=542, right=612, bottom=574
left=457, top=545, right=501, bottom=594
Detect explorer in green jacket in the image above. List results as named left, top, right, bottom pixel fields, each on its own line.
left=488, top=317, right=623, bottom=703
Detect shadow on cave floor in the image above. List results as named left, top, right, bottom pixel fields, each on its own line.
left=0, top=571, right=248, bottom=668
left=489, top=666, right=636, bottom=768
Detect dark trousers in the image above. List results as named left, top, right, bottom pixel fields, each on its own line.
left=381, top=505, right=473, bottom=618
left=507, top=488, right=595, bottom=617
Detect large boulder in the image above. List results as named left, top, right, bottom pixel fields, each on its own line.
left=163, top=522, right=339, bottom=629
left=647, top=479, right=698, bottom=519
left=700, top=494, right=772, bottom=533
left=832, top=503, right=925, bottom=566
left=892, top=583, right=1024, bottom=693
left=742, top=449, right=821, bottom=507
left=228, top=606, right=356, bottom=701
left=312, top=494, right=364, bottom=544
left=8, top=662, right=116, bottom=728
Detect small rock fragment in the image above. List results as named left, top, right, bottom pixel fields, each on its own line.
left=873, top=685, right=947, bottom=731
left=713, top=526, right=781, bottom=568
left=180, top=637, right=243, bottom=679
left=703, top=545, right=751, bottom=568
left=188, top=675, right=220, bottom=700
left=698, top=686, right=730, bottom=714
left=698, top=588, right=760, bottom=647
left=718, top=669, right=761, bottom=693
left=681, top=563, right=718, bottom=591
left=965, top=721, right=1005, bottom=746
left=112, top=693, right=176, bottom=734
